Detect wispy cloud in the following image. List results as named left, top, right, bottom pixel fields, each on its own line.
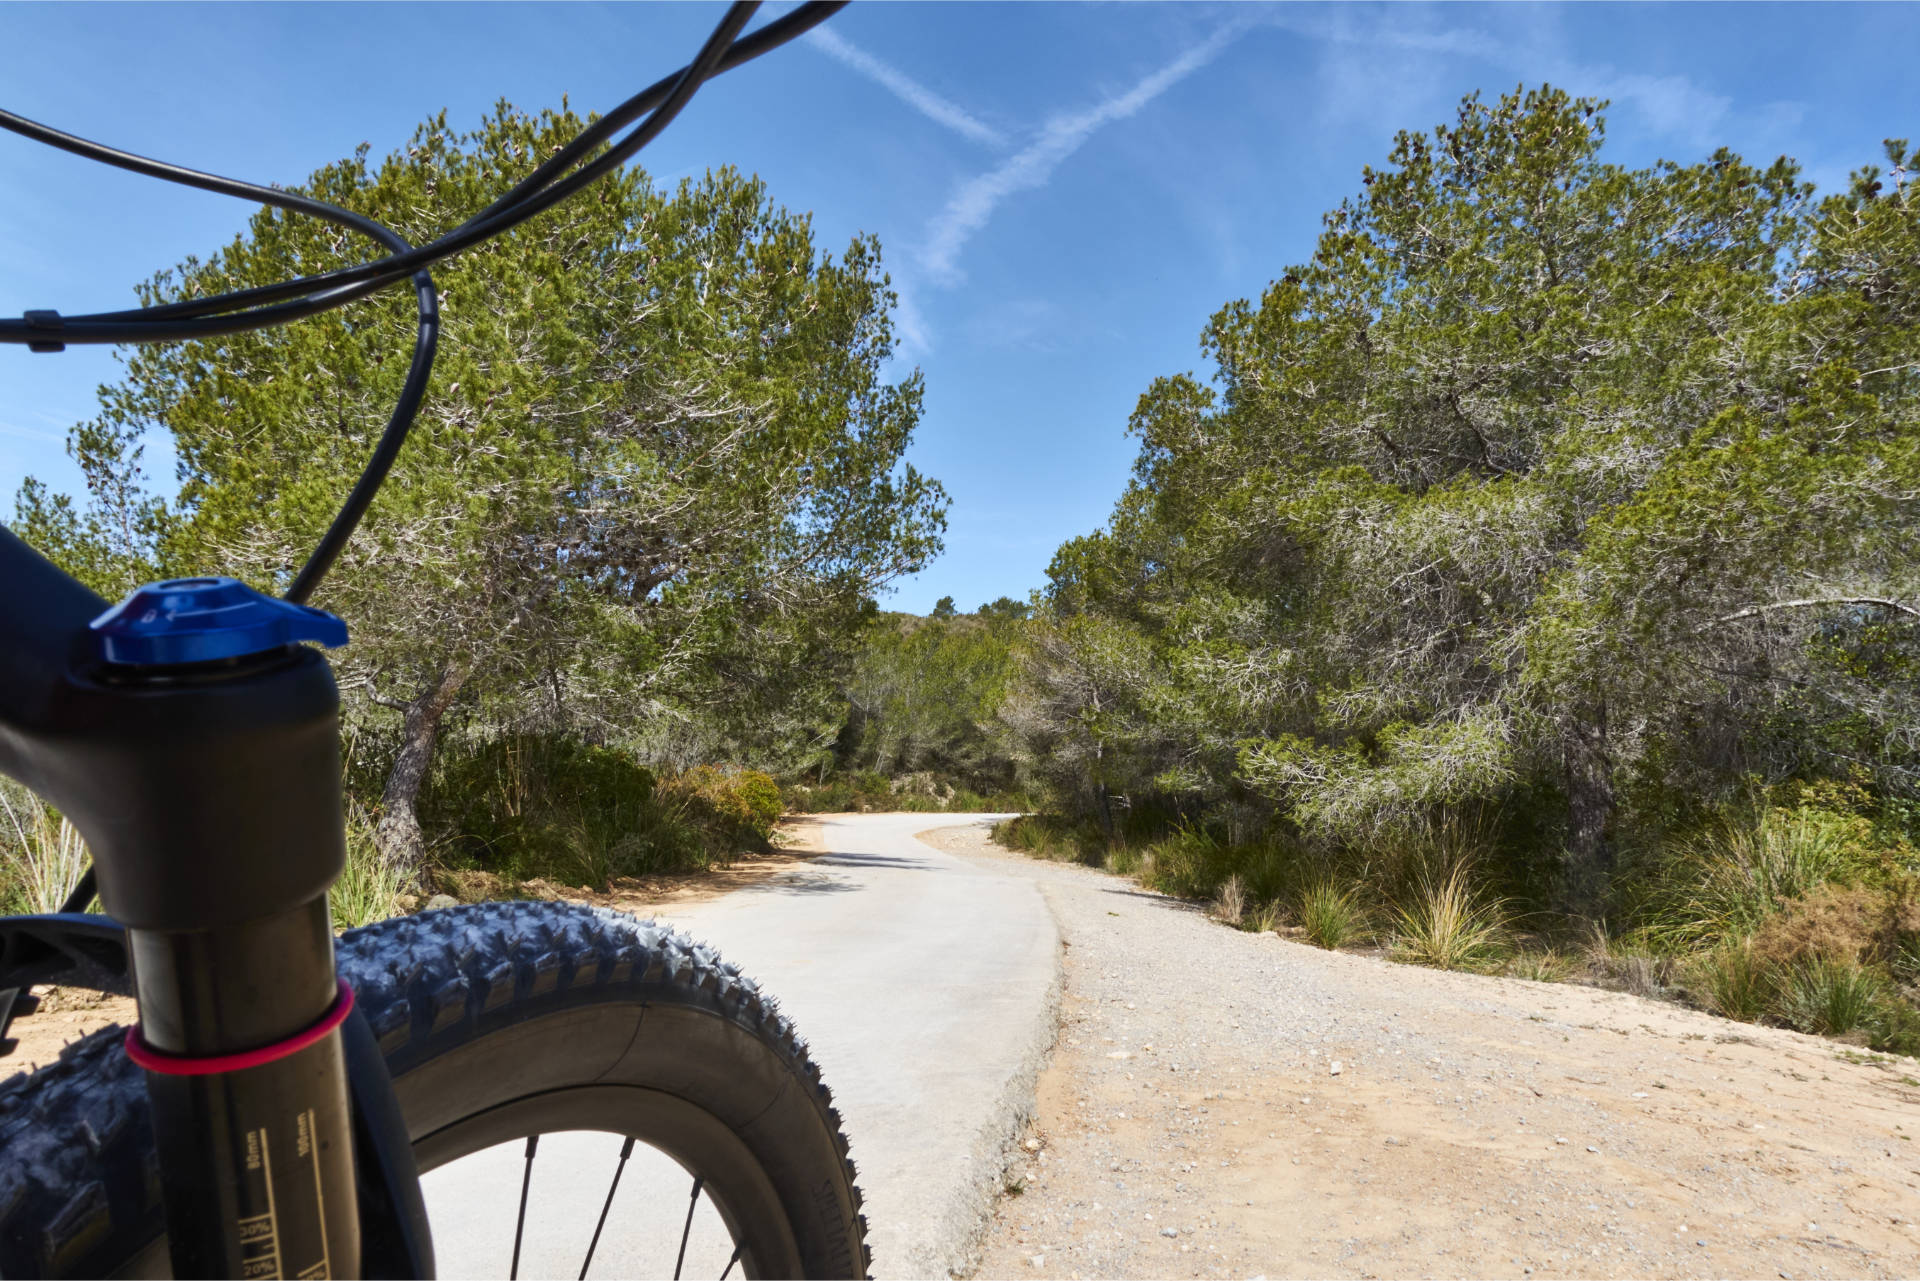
left=920, top=24, right=1244, bottom=286
left=1268, top=7, right=1741, bottom=149
left=0, top=419, right=65, bottom=445
left=889, top=278, right=933, bottom=356
left=806, top=28, right=1004, bottom=148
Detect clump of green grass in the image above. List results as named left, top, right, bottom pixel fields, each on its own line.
left=994, top=813, right=1106, bottom=866
left=1691, top=936, right=1776, bottom=1022
left=330, top=803, right=404, bottom=929
left=1644, top=803, right=1869, bottom=948
left=1244, top=901, right=1283, bottom=934
left=1297, top=878, right=1368, bottom=950
left=1507, top=949, right=1574, bottom=983
left=1775, top=956, right=1891, bottom=1039
left=1872, top=1001, right=1920, bottom=1057
left=1392, top=865, right=1508, bottom=970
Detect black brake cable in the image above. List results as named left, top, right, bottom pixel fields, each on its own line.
left=0, top=0, right=758, bottom=345
left=0, top=2, right=844, bottom=345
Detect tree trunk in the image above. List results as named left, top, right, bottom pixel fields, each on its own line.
left=376, top=662, right=468, bottom=879
left=1560, top=700, right=1615, bottom=920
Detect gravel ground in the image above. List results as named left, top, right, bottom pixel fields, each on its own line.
left=919, top=824, right=1920, bottom=1281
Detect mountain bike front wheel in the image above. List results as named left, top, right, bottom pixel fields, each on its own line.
left=0, top=901, right=870, bottom=1279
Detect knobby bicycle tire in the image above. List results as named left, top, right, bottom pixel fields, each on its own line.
left=0, top=901, right=870, bottom=1279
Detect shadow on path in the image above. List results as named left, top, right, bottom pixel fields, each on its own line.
left=814, top=852, right=934, bottom=871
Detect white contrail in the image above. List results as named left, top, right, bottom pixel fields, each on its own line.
left=920, top=24, right=1242, bottom=285
left=806, top=28, right=1004, bottom=148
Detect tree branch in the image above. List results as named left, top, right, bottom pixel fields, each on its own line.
left=1699, top=596, right=1920, bottom=630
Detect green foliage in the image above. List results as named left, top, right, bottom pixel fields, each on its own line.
left=1506, top=950, right=1575, bottom=983
left=1775, top=956, right=1893, bottom=1039
left=424, top=733, right=718, bottom=888
left=420, top=737, right=668, bottom=887
left=1642, top=801, right=1898, bottom=947
left=11, top=101, right=948, bottom=877
left=0, top=779, right=88, bottom=915
left=1689, top=937, right=1777, bottom=1022
left=992, top=814, right=1106, bottom=867
left=330, top=804, right=404, bottom=929
left=1391, top=866, right=1510, bottom=970
left=803, top=606, right=1029, bottom=803
left=666, top=767, right=783, bottom=845
left=999, top=83, right=1920, bottom=924
left=1297, top=879, right=1369, bottom=950
left=785, top=773, right=1030, bottom=814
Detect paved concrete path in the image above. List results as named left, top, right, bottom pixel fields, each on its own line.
left=421, top=813, right=1059, bottom=1280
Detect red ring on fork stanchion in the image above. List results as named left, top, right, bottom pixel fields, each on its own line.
left=123, top=979, right=355, bottom=1076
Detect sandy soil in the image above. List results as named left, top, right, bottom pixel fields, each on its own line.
left=916, top=824, right=1920, bottom=1281
left=1, top=818, right=834, bottom=1076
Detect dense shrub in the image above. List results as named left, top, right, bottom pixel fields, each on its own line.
left=667, top=767, right=783, bottom=844
left=1750, top=882, right=1920, bottom=971
left=422, top=734, right=716, bottom=889
left=785, top=770, right=1031, bottom=815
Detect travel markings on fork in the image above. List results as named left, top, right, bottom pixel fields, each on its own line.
left=239, top=1127, right=281, bottom=1280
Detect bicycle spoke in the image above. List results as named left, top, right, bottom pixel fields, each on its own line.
left=718, top=1244, right=742, bottom=1280
left=672, top=1174, right=705, bottom=1281
left=510, top=1134, right=539, bottom=1281
left=578, top=1136, right=636, bottom=1280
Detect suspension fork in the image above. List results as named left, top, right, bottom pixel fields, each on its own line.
left=83, top=645, right=361, bottom=1278
left=0, top=535, right=401, bottom=1277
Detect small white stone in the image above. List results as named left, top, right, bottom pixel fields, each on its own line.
left=1160, top=1226, right=1180, bottom=1238
left=1329, top=1061, right=1343, bottom=1076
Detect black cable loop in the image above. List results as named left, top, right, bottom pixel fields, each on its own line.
left=0, top=2, right=842, bottom=342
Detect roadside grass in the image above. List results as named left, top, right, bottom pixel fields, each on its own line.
left=1583, top=924, right=1682, bottom=998
left=1210, top=874, right=1247, bottom=927
left=1506, top=949, right=1575, bottom=983
left=1638, top=801, right=1883, bottom=949
left=991, top=796, right=1920, bottom=1059
left=1776, top=956, right=1894, bottom=1040
left=330, top=802, right=404, bottom=929
left=1296, top=878, right=1368, bottom=950
left=1689, top=937, right=1775, bottom=1021
left=1391, top=865, right=1510, bottom=971
left=422, top=735, right=787, bottom=894
left=786, top=771, right=1033, bottom=815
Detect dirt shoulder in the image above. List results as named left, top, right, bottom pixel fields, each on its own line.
left=2, top=818, right=836, bottom=1076
left=917, top=823, right=1920, bottom=1281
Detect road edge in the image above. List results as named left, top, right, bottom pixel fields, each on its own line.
left=908, top=821, right=1065, bottom=1280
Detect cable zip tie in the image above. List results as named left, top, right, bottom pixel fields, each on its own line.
left=23, top=309, right=64, bottom=353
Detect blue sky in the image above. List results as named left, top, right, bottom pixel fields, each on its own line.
left=3, top=2, right=1914, bottom=613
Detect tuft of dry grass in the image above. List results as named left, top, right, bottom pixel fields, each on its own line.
left=1, top=779, right=88, bottom=913
left=1245, top=901, right=1283, bottom=934
left=1506, top=949, right=1574, bottom=983
left=1212, top=874, right=1247, bottom=927
left=1392, top=865, right=1508, bottom=970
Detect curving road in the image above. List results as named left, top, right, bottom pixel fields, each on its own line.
left=421, top=812, right=1059, bottom=1280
